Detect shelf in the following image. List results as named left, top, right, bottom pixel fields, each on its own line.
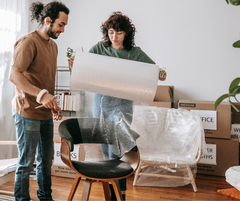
left=55, top=89, right=70, bottom=92
left=55, top=66, right=74, bottom=113
left=62, top=110, right=76, bottom=112
left=57, top=68, right=70, bottom=71
left=55, top=66, right=71, bottom=93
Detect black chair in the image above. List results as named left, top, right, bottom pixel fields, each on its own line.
left=59, top=118, right=140, bottom=201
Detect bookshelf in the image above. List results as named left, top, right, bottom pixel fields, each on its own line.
left=55, top=66, right=77, bottom=115
left=55, top=66, right=71, bottom=93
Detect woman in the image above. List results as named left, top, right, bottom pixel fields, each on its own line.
left=89, top=11, right=155, bottom=200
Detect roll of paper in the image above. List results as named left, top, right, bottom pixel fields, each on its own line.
left=70, top=52, right=159, bottom=103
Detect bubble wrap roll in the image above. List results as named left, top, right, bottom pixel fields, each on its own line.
left=70, top=52, right=159, bottom=103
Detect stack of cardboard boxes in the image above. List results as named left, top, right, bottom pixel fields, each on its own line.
left=178, top=100, right=239, bottom=176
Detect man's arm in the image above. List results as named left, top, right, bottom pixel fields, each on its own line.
left=9, top=66, right=58, bottom=109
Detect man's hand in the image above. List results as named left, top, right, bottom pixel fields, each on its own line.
left=51, top=106, right=62, bottom=121
left=40, top=93, right=59, bottom=109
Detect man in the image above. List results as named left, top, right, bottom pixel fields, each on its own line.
left=8, top=1, right=69, bottom=200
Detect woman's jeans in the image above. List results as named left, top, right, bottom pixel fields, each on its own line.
left=12, top=109, right=54, bottom=201
left=92, top=94, right=133, bottom=192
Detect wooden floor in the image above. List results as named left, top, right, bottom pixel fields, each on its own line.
left=0, top=174, right=233, bottom=201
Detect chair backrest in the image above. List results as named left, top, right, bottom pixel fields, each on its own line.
left=62, top=118, right=83, bottom=144
left=59, top=117, right=139, bottom=158
left=130, top=106, right=204, bottom=165
left=59, top=118, right=113, bottom=145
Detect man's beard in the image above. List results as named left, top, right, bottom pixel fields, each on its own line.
left=47, top=23, right=59, bottom=39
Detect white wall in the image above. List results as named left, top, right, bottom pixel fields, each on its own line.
left=29, top=0, right=240, bottom=105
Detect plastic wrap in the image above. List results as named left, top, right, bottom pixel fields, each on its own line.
left=131, top=106, right=206, bottom=164
left=72, top=90, right=139, bottom=160
left=133, top=165, right=197, bottom=187
left=70, top=52, right=206, bottom=187
left=70, top=52, right=159, bottom=103
left=70, top=52, right=158, bottom=160
left=131, top=106, right=206, bottom=187
left=72, top=91, right=206, bottom=187
left=226, top=166, right=240, bottom=191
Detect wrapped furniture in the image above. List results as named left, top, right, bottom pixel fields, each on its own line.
left=131, top=106, right=205, bottom=192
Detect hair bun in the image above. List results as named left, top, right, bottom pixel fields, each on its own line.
left=29, top=1, right=44, bottom=23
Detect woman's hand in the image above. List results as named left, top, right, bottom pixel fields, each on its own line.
left=159, top=68, right=167, bottom=81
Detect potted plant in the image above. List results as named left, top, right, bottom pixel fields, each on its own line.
left=215, top=1, right=240, bottom=112
left=66, top=47, right=75, bottom=71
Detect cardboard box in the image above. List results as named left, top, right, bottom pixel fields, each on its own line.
left=178, top=100, right=231, bottom=139
left=149, top=86, right=174, bottom=108
left=197, top=136, right=239, bottom=176
left=51, top=140, right=85, bottom=178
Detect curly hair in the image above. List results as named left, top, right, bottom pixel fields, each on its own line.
left=30, top=1, right=69, bottom=26
left=101, top=11, right=136, bottom=51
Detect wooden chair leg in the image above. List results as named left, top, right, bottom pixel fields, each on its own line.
left=0, top=190, right=14, bottom=196
left=112, top=180, right=123, bottom=201
left=102, top=182, right=111, bottom=201
left=67, top=174, right=81, bottom=201
left=186, top=165, right=197, bottom=192
left=133, top=160, right=142, bottom=186
left=81, top=179, right=94, bottom=201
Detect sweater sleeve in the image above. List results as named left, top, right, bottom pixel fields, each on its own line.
left=135, top=47, right=155, bottom=64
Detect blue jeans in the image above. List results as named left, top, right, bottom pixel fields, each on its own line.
left=12, top=109, right=54, bottom=201
left=93, top=94, right=133, bottom=191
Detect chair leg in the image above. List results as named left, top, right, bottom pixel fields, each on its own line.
left=102, top=182, right=111, bottom=201
left=67, top=175, right=81, bottom=201
left=186, top=165, right=197, bottom=192
left=81, top=179, right=94, bottom=201
left=133, top=160, right=142, bottom=186
left=111, top=180, right=123, bottom=201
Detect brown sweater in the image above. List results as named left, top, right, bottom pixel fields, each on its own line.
left=11, top=30, right=58, bottom=120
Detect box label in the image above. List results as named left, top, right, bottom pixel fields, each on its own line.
left=179, top=103, right=196, bottom=108
left=197, top=164, right=215, bottom=174
left=51, top=165, right=77, bottom=178
left=231, top=124, right=240, bottom=142
left=190, top=110, right=217, bottom=130
left=231, top=124, right=240, bottom=135
left=198, top=144, right=217, bottom=165
left=54, top=143, right=80, bottom=166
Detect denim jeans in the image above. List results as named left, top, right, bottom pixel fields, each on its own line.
left=92, top=94, right=133, bottom=191
left=12, top=109, right=54, bottom=201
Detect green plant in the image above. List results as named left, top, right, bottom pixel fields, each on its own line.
left=66, top=47, right=75, bottom=59
left=226, top=0, right=240, bottom=6
left=215, top=1, right=240, bottom=112
left=215, top=77, right=240, bottom=112
left=226, top=0, right=240, bottom=47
